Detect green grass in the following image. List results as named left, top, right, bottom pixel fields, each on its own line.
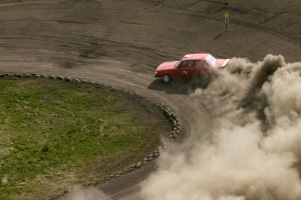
left=0, top=77, right=170, bottom=199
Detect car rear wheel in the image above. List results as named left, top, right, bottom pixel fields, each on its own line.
left=162, top=74, right=171, bottom=83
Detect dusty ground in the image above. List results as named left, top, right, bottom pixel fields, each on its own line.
left=0, top=0, right=301, bottom=199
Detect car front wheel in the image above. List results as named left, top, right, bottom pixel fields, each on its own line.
left=162, top=74, right=171, bottom=83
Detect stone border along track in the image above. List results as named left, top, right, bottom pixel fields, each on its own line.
left=0, top=72, right=182, bottom=184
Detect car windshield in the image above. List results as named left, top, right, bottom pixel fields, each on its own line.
left=175, top=61, right=181, bottom=68
left=205, top=54, right=216, bottom=66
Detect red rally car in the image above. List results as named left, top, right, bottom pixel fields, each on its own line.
left=155, top=53, right=229, bottom=83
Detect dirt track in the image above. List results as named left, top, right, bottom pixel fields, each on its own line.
left=1, top=0, right=301, bottom=199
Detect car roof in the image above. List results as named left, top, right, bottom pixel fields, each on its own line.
left=181, top=53, right=211, bottom=61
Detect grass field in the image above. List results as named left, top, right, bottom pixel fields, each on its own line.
left=0, top=77, right=170, bottom=199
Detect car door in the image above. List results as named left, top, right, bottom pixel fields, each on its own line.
left=175, top=61, right=195, bottom=79
left=194, top=60, right=210, bottom=75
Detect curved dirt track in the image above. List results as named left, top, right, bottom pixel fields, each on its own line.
left=1, top=0, right=301, bottom=199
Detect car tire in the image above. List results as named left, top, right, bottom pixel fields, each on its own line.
left=162, top=74, right=171, bottom=83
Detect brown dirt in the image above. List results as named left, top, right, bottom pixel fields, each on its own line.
left=0, top=0, right=301, bottom=199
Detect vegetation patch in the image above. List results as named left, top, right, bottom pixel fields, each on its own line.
left=0, top=77, right=170, bottom=199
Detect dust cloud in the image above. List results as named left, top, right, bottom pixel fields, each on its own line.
left=57, top=187, right=112, bottom=200
left=140, top=55, right=301, bottom=200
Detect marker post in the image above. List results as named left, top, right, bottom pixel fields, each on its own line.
left=224, top=12, right=229, bottom=31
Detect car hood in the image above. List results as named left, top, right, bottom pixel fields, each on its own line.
left=156, top=61, right=178, bottom=71
left=215, top=59, right=229, bottom=68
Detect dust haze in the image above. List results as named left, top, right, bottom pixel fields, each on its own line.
left=140, top=55, right=301, bottom=200
left=58, top=55, right=301, bottom=200
left=57, top=187, right=112, bottom=200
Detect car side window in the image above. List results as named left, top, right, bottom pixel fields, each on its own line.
left=195, top=61, right=207, bottom=67
left=180, top=61, right=195, bottom=68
